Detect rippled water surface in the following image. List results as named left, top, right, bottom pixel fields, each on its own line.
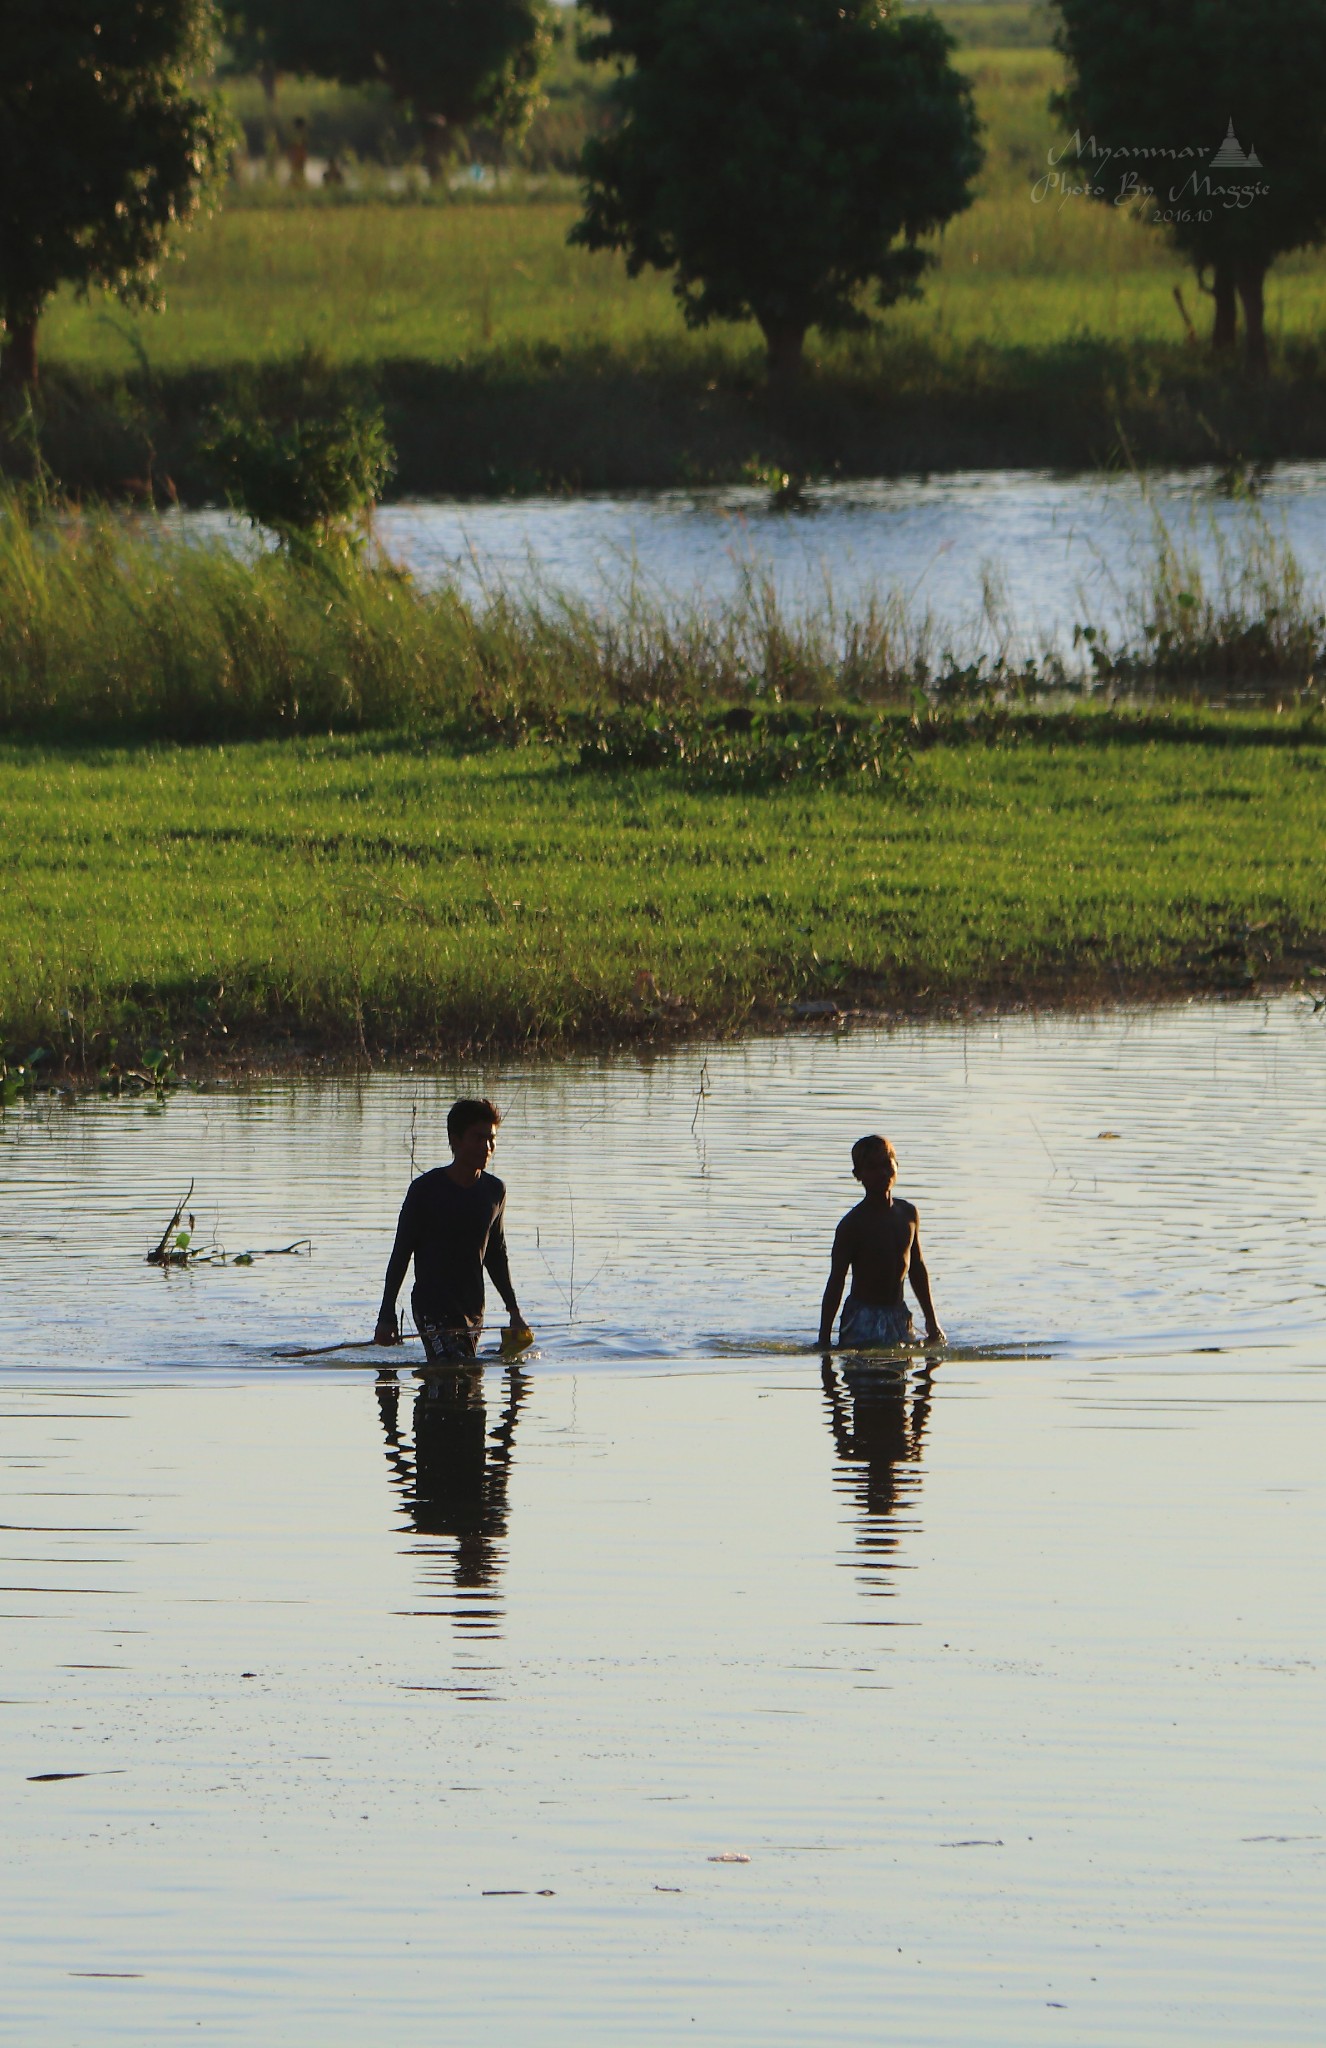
left=177, top=459, right=1326, bottom=653
left=2, top=1002, right=1324, bottom=2042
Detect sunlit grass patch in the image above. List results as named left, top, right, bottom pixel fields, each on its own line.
left=3, top=717, right=1325, bottom=1069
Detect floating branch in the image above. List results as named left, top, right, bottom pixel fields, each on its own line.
left=147, top=1181, right=195, bottom=1265
left=147, top=1182, right=311, bottom=1267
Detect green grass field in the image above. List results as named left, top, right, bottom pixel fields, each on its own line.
left=4, top=719, right=1325, bottom=1072
left=45, top=50, right=1326, bottom=376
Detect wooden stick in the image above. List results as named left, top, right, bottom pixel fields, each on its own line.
left=147, top=1179, right=194, bottom=1265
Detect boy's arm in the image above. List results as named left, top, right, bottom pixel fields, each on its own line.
left=907, top=1213, right=946, bottom=1343
left=375, top=1184, right=419, bottom=1344
left=483, top=1204, right=526, bottom=1328
left=818, top=1231, right=851, bottom=1348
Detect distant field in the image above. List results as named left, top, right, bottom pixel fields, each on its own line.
left=47, top=48, right=1326, bottom=378
left=23, top=39, right=1326, bottom=497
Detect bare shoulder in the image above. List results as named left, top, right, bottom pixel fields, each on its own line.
left=895, top=1197, right=920, bottom=1227
left=834, top=1198, right=868, bottom=1242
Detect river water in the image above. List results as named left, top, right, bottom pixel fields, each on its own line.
left=176, top=459, right=1326, bottom=658
left=2, top=1000, right=1324, bottom=2042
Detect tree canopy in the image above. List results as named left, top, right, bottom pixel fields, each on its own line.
left=237, top=0, right=553, bottom=170
left=0, top=0, right=229, bottom=386
left=571, top=0, right=982, bottom=378
left=1053, top=0, right=1326, bottom=367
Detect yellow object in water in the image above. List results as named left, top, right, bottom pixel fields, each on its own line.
left=500, top=1322, right=535, bottom=1356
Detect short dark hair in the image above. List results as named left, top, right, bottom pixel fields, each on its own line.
left=851, top=1133, right=897, bottom=1176
left=447, top=1097, right=501, bottom=1146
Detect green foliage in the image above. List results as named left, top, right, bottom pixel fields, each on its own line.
left=1053, top=0, right=1326, bottom=363
left=0, top=1044, right=48, bottom=1107
left=572, top=0, right=983, bottom=374
left=200, top=393, right=393, bottom=546
left=0, top=0, right=231, bottom=382
left=237, top=0, right=554, bottom=154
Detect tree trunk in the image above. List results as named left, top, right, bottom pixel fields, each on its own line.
left=259, top=63, right=280, bottom=159
left=422, top=115, right=451, bottom=186
left=761, top=319, right=807, bottom=385
left=1, top=314, right=38, bottom=390
left=1211, top=261, right=1238, bottom=353
left=1236, top=260, right=1269, bottom=374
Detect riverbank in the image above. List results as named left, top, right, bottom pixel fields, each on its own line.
left=5, top=715, right=1325, bottom=1084
left=14, top=340, right=1326, bottom=503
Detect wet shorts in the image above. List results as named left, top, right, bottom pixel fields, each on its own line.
left=416, top=1314, right=480, bottom=1365
left=838, top=1298, right=914, bottom=1350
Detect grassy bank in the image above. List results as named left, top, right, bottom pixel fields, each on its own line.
left=4, top=717, right=1325, bottom=1076
left=5, top=435, right=1324, bottom=1080
left=15, top=46, right=1326, bottom=496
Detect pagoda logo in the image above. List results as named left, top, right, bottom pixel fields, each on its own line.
left=1210, top=120, right=1262, bottom=171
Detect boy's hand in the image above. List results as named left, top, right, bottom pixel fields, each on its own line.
left=924, top=1320, right=947, bottom=1344
left=374, top=1314, right=401, bottom=1347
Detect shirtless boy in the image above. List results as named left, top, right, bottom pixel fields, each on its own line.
left=375, top=1097, right=530, bottom=1363
left=818, top=1135, right=946, bottom=1351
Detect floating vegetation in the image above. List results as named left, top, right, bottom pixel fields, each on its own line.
left=147, top=1180, right=311, bottom=1268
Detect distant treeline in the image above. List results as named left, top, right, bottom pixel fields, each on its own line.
left=218, top=3, right=1054, bottom=177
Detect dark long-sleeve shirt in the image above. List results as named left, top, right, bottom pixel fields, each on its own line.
left=379, top=1168, right=515, bottom=1332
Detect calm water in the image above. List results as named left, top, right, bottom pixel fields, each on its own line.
left=2, top=1002, right=1325, bottom=2042
left=177, top=459, right=1326, bottom=655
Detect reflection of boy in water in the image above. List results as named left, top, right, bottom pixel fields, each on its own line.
left=821, top=1355, right=934, bottom=1517
left=818, top=1135, right=945, bottom=1350
left=375, top=1097, right=529, bottom=1363
left=377, top=1366, right=528, bottom=1590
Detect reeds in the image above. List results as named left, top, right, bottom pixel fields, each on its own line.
left=0, top=492, right=957, bottom=740
left=1, top=483, right=1320, bottom=744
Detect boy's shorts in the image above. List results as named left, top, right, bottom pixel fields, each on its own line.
left=416, top=1314, right=480, bottom=1365
left=838, top=1298, right=914, bottom=1349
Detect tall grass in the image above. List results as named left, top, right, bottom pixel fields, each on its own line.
left=0, top=493, right=953, bottom=739
left=1, top=488, right=1322, bottom=743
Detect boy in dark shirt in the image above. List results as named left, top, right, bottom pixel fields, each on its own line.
left=375, top=1097, right=530, bottom=1362
left=818, top=1134, right=945, bottom=1351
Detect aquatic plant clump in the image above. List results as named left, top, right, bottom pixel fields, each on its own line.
left=575, top=706, right=913, bottom=789
left=200, top=398, right=395, bottom=549
left=1078, top=508, right=1326, bottom=700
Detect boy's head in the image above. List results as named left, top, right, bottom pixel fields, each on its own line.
left=447, top=1096, right=501, bottom=1167
left=851, top=1134, right=897, bottom=1193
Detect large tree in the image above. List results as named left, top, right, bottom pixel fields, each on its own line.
left=1054, top=0, right=1326, bottom=369
left=0, top=0, right=229, bottom=388
left=570, top=0, right=982, bottom=380
left=246, top=0, right=553, bottom=177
